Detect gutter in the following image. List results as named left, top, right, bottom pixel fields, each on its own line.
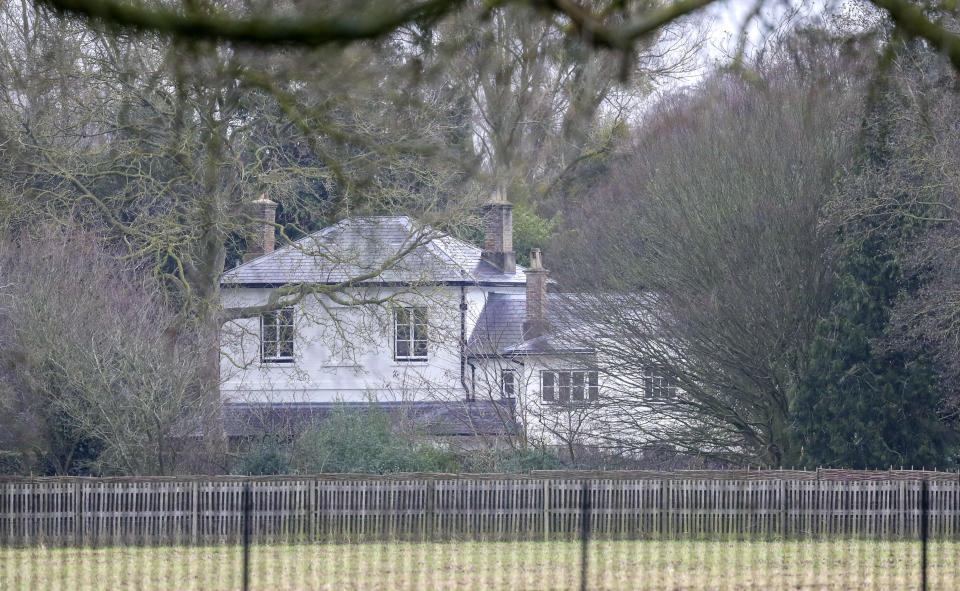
left=221, top=279, right=530, bottom=289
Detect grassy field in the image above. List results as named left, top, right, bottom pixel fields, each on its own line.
left=1, top=539, right=957, bottom=590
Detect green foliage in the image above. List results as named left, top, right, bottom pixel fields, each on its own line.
left=232, top=438, right=291, bottom=476
left=0, top=451, right=24, bottom=475
left=542, top=120, right=626, bottom=216
left=231, top=418, right=566, bottom=475
left=458, top=446, right=564, bottom=473
left=792, top=39, right=960, bottom=470
left=453, top=200, right=557, bottom=267
left=793, top=236, right=956, bottom=469
left=512, top=203, right=557, bottom=266
left=290, top=405, right=461, bottom=474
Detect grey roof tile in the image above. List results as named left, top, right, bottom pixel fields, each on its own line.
left=467, top=293, right=594, bottom=356
left=221, top=399, right=518, bottom=438
left=222, top=216, right=527, bottom=286
left=467, top=293, right=526, bottom=354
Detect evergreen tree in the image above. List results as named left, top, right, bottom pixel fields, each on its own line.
left=793, top=39, right=959, bottom=469
left=793, top=232, right=954, bottom=469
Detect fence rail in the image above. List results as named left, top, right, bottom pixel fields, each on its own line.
left=2, top=469, right=958, bottom=545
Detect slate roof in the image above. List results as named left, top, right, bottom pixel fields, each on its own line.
left=467, top=293, right=526, bottom=354
left=221, top=399, right=518, bottom=438
left=221, top=216, right=527, bottom=287
left=467, top=292, right=595, bottom=356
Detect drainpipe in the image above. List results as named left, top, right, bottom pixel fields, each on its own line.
left=460, top=286, right=472, bottom=401
left=470, top=362, right=477, bottom=400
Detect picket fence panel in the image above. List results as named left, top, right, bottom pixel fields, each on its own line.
left=1, top=470, right=957, bottom=545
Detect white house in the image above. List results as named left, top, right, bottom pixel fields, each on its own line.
left=218, top=192, right=667, bottom=449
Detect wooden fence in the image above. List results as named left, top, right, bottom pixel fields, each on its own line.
left=1, top=469, right=959, bottom=545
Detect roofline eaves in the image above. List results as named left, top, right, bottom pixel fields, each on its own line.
left=220, top=280, right=528, bottom=289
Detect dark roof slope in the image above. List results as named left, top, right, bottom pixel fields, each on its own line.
left=222, top=216, right=527, bottom=287
left=467, top=292, right=594, bottom=356
left=222, top=399, right=518, bottom=438
left=467, top=293, right=526, bottom=354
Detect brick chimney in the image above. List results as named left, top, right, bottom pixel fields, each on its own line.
left=243, top=194, right=278, bottom=263
left=523, top=249, right=549, bottom=339
left=480, top=187, right=516, bottom=274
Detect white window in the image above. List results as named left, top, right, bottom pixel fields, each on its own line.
left=261, top=308, right=294, bottom=363
left=643, top=371, right=676, bottom=400
left=540, top=370, right=598, bottom=402
left=501, top=369, right=517, bottom=398
left=394, top=307, right=428, bottom=361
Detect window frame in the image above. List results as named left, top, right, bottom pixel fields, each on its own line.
left=642, top=371, right=677, bottom=401
left=393, top=306, right=429, bottom=362
left=260, top=307, right=295, bottom=364
left=541, top=371, right=555, bottom=402
left=501, top=368, right=517, bottom=398
left=540, top=369, right=599, bottom=402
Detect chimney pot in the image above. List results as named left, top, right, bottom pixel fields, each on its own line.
left=529, top=248, right=543, bottom=270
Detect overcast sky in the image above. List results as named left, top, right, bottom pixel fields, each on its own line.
left=702, top=0, right=836, bottom=60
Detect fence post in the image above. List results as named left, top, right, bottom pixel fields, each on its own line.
left=309, top=478, right=317, bottom=543
left=74, top=480, right=82, bottom=547
left=815, top=469, right=822, bottom=538
left=580, top=481, right=591, bottom=591
left=242, top=484, right=251, bottom=591
left=899, top=479, right=906, bottom=537
left=780, top=477, right=788, bottom=540
left=660, top=479, right=670, bottom=539
left=425, top=479, right=435, bottom=542
left=921, top=478, right=928, bottom=591
left=191, top=480, right=198, bottom=545
left=543, top=478, right=550, bottom=542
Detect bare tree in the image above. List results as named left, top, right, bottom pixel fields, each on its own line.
left=0, top=2, right=478, bottom=466
left=552, top=38, right=864, bottom=465
left=27, top=0, right=960, bottom=75
left=0, top=228, right=213, bottom=475
left=415, top=2, right=703, bottom=211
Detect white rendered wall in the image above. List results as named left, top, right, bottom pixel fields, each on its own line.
left=221, top=285, right=458, bottom=403
left=469, top=354, right=608, bottom=447
left=219, top=284, right=523, bottom=404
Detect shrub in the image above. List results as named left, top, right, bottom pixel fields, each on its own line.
left=0, top=450, right=24, bottom=475
left=232, top=439, right=291, bottom=475
left=291, top=405, right=461, bottom=474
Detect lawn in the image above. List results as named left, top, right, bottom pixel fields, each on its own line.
left=1, top=539, right=957, bottom=590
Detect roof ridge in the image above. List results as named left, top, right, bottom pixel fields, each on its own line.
left=225, top=216, right=416, bottom=277
left=430, top=232, right=529, bottom=277
left=390, top=217, right=470, bottom=280
left=222, top=214, right=529, bottom=286
left=222, top=217, right=355, bottom=276
left=426, top=234, right=476, bottom=282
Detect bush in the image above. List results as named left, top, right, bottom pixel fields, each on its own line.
left=232, top=439, right=290, bottom=475
left=291, top=405, right=461, bottom=474
left=460, top=446, right=564, bottom=473
left=0, top=450, right=24, bottom=475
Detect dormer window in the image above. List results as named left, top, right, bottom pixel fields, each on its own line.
left=261, top=308, right=294, bottom=363
left=394, top=307, right=428, bottom=361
